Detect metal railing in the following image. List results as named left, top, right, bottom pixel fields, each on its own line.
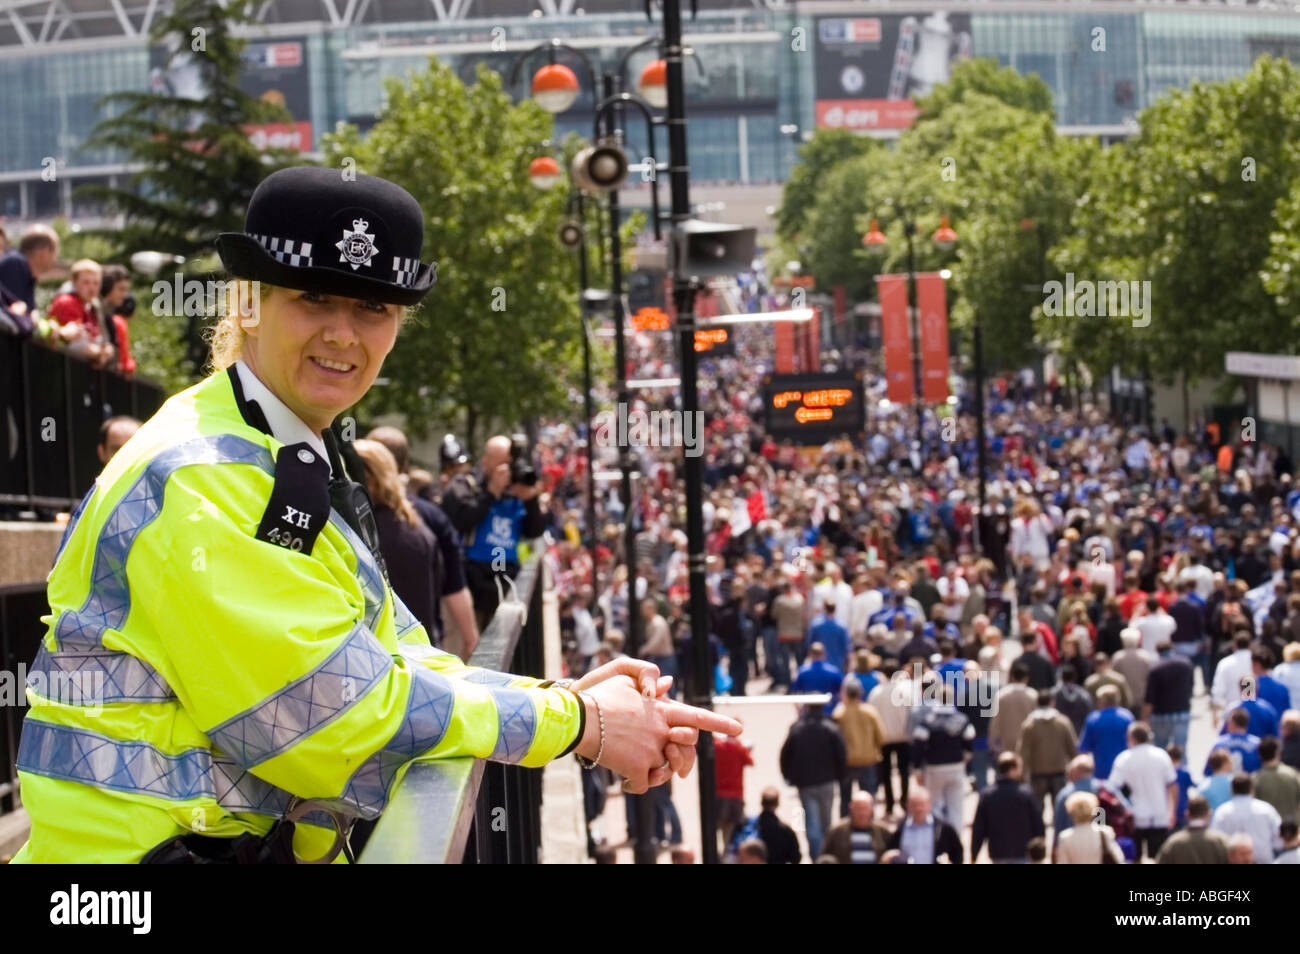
left=0, top=583, right=47, bottom=814
left=0, top=333, right=167, bottom=510
left=359, top=549, right=548, bottom=864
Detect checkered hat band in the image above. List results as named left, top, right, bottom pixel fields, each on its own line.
left=252, top=234, right=314, bottom=268
left=392, top=256, right=420, bottom=288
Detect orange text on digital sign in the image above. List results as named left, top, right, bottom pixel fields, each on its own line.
left=631, top=307, right=670, bottom=331
left=794, top=407, right=834, bottom=423
left=770, top=389, right=853, bottom=410
left=693, top=328, right=728, bottom=352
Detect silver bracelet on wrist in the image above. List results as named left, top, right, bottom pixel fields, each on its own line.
left=574, top=690, right=604, bottom=770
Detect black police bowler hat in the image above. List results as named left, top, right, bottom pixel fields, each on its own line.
left=216, top=166, right=436, bottom=307
left=440, top=434, right=469, bottom=467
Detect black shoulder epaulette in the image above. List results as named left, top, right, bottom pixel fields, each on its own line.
left=227, top=366, right=332, bottom=554
left=255, top=442, right=332, bottom=554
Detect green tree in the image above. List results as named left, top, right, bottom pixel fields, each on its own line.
left=904, top=93, right=1094, bottom=371
left=913, top=58, right=1054, bottom=122
left=1059, top=56, right=1300, bottom=388
left=775, top=129, right=880, bottom=242
left=779, top=61, right=1081, bottom=373
left=77, top=0, right=298, bottom=260
left=323, top=60, right=592, bottom=442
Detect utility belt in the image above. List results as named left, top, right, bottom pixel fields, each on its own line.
left=141, top=798, right=357, bottom=865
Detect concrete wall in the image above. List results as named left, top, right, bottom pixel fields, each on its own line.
left=0, top=522, right=59, bottom=588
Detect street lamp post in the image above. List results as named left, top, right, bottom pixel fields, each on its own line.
left=512, top=43, right=660, bottom=863
left=655, top=0, right=722, bottom=868
left=902, top=220, right=923, bottom=450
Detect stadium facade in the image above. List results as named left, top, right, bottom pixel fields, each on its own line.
left=2, top=0, right=1300, bottom=224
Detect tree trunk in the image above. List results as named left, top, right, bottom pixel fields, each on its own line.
left=1182, top=369, right=1190, bottom=436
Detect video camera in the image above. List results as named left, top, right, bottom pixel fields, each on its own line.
left=509, top=434, right=538, bottom=487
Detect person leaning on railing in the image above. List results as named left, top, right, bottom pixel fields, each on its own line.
left=11, top=166, right=742, bottom=864
left=0, top=224, right=76, bottom=346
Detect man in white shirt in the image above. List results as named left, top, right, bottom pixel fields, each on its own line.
left=1107, top=722, right=1177, bottom=861
left=811, top=561, right=854, bottom=631
left=849, top=573, right=883, bottom=643
left=1133, top=597, right=1177, bottom=655
left=1211, top=774, right=1284, bottom=864
left=573, top=586, right=601, bottom=662
left=1177, top=558, right=1215, bottom=602
left=936, top=567, right=969, bottom=621
left=1211, top=632, right=1254, bottom=723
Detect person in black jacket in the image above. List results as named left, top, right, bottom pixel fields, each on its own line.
left=355, top=440, right=437, bottom=637
left=885, top=787, right=964, bottom=863
left=441, top=434, right=547, bottom=630
left=970, top=752, right=1045, bottom=863
left=368, top=425, right=480, bottom=657
left=1016, top=628, right=1056, bottom=691
left=1096, top=597, right=1125, bottom=658
left=1053, top=664, right=1095, bottom=736
left=780, top=705, right=847, bottom=859
left=712, top=579, right=748, bottom=696
left=755, top=787, right=802, bottom=865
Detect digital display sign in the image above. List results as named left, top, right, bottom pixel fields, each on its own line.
left=631, top=307, right=670, bottom=331
left=693, top=328, right=734, bottom=355
left=762, top=372, right=865, bottom=440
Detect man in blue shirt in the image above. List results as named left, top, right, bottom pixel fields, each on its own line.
left=442, top=435, right=547, bottom=629
left=934, top=638, right=966, bottom=693
left=0, top=226, right=59, bottom=337
left=1168, top=744, right=1195, bottom=828
left=1251, top=651, right=1293, bottom=715
left=793, top=642, right=845, bottom=716
left=1078, top=685, right=1135, bottom=779
left=1198, top=749, right=1236, bottom=811
left=807, top=602, right=850, bottom=674
left=1205, top=708, right=1263, bottom=775
left=1220, top=697, right=1280, bottom=740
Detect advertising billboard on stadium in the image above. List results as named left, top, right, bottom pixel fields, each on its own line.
left=148, top=38, right=314, bottom=152
left=762, top=372, right=865, bottom=441
left=814, top=11, right=972, bottom=131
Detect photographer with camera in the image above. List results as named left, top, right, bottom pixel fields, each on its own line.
left=443, top=433, right=547, bottom=630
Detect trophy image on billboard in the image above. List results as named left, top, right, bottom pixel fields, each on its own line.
left=891, top=12, right=973, bottom=99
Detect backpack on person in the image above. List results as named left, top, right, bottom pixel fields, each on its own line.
left=1096, top=784, right=1135, bottom=839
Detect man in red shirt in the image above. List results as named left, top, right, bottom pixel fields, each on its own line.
left=49, top=259, right=114, bottom=368
left=714, top=732, right=754, bottom=851
left=1118, top=570, right=1148, bottom=621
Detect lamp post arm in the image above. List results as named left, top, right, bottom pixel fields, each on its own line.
left=592, top=91, right=664, bottom=241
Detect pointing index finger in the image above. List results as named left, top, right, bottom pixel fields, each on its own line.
left=660, top=702, right=743, bottom=736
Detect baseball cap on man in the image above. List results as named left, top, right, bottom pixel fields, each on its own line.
left=216, top=166, right=436, bottom=306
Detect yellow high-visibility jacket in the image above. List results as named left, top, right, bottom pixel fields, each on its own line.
left=13, top=370, right=582, bottom=863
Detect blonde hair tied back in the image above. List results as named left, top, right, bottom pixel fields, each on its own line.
left=353, top=439, right=419, bottom=528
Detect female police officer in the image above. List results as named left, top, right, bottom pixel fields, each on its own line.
left=13, top=166, right=739, bottom=863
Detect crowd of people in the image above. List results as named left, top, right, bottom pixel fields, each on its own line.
left=0, top=223, right=138, bottom=374
left=451, top=273, right=1300, bottom=864
left=31, top=232, right=1300, bottom=863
